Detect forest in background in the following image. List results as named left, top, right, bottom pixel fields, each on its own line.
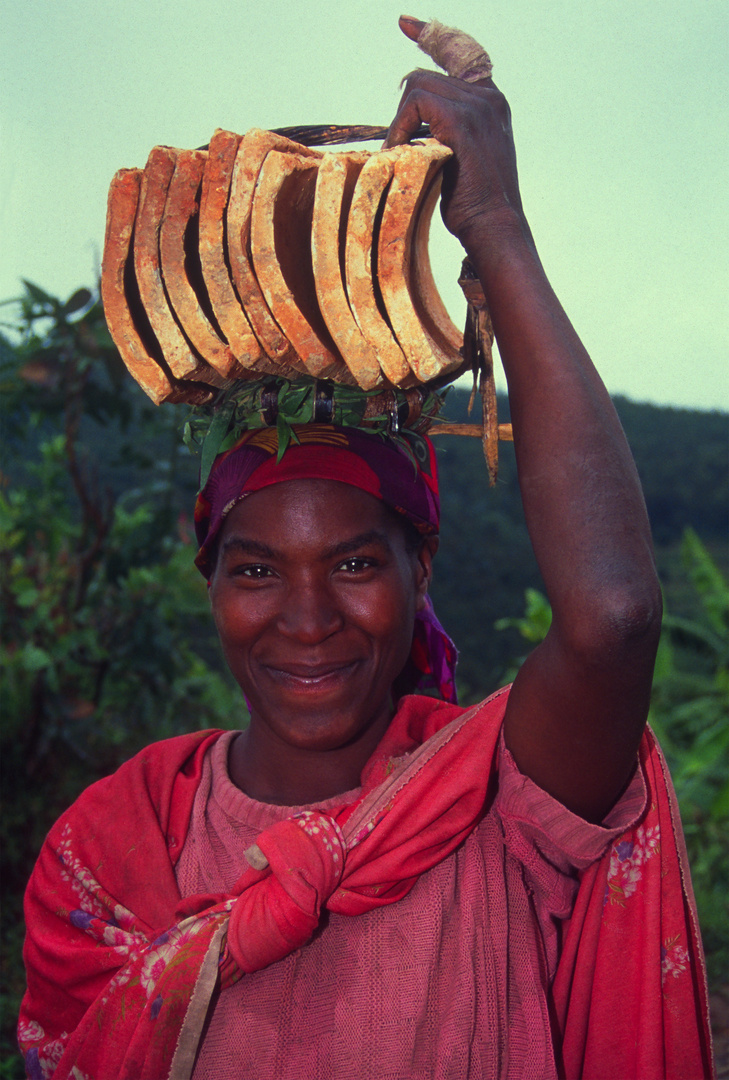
left=1, top=284, right=727, bottom=1074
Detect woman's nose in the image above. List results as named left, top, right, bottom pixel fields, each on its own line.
left=278, top=582, right=343, bottom=643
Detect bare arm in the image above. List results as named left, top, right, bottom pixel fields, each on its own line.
left=387, top=20, right=662, bottom=822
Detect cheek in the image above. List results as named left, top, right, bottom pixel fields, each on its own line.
left=353, top=578, right=417, bottom=655
left=210, top=589, right=265, bottom=647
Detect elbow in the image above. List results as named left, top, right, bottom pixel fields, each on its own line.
left=564, top=579, right=663, bottom=669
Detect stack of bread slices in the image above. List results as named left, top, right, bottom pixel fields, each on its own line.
left=101, top=129, right=465, bottom=405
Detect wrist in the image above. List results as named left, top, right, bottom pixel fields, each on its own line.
left=457, top=209, right=542, bottom=299
left=458, top=205, right=533, bottom=264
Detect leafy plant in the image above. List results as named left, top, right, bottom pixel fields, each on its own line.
left=0, top=283, right=246, bottom=1073
left=184, top=374, right=446, bottom=484
left=647, top=530, right=729, bottom=982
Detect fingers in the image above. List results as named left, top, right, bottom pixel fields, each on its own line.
left=384, top=69, right=502, bottom=148
left=398, top=15, right=426, bottom=42
left=384, top=88, right=431, bottom=148
left=399, top=16, right=494, bottom=86
left=385, top=72, right=462, bottom=147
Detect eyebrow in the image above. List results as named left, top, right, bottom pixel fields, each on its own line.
left=321, top=530, right=393, bottom=561
left=220, top=537, right=277, bottom=559
left=219, top=530, right=393, bottom=562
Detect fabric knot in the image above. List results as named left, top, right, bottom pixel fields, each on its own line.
left=291, top=809, right=346, bottom=866
left=226, top=813, right=345, bottom=974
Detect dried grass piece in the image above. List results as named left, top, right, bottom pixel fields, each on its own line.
left=251, top=150, right=355, bottom=382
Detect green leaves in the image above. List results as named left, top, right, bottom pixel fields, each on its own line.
left=1, top=282, right=251, bottom=1069
left=275, top=412, right=294, bottom=461
left=62, top=288, right=93, bottom=317
left=495, top=587, right=552, bottom=643
left=19, top=643, right=52, bottom=672
left=198, top=398, right=236, bottom=487
left=184, top=375, right=445, bottom=489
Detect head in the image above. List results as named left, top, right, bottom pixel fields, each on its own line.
left=208, top=476, right=438, bottom=755
left=194, top=424, right=457, bottom=748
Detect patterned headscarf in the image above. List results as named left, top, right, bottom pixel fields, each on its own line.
left=194, top=424, right=458, bottom=703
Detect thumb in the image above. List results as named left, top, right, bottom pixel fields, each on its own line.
left=399, top=16, right=494, bottom=85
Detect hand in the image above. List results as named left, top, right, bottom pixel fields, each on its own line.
left=385, top=17, right=527, bottom=255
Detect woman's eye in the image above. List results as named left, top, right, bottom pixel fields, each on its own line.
left=338, top=557, right=375, bottom=573
left=235, top=564, right=273, bottom=579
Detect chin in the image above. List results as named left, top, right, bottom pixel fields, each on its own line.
left=252, top=694, right=392, bottom=754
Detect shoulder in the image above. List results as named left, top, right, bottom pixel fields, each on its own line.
left=47, top=729, right=230, bottom=852
left=393, top=686, right=511, bottom=741
left=27, top=730, right=233, bottom=930
left=493, top=732, right=646, bottom=875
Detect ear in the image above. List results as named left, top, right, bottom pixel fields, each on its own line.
left=415, top=535, right=438, bottom=610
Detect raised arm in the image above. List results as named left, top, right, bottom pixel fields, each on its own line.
left=387, top=18, right=662, bottom=821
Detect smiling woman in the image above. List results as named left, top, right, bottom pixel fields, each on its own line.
left=212, top=479, right=433, bottom=804
left=17, top=16, right=714, bottom=1080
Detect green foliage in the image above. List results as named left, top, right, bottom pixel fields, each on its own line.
left=612, top=396, right=729, bottom=547
left=0, top=283, right=245, bottom=1072
left=497, top=536, right=729, bottom=984
left=647, top=530, right=729, bottom=982
left=494, top=588, right=553, bottom=683
left=184, top=374, right=445, bottom=485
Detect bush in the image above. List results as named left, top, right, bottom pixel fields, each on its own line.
left=0, top=284, right=245, bottom=1071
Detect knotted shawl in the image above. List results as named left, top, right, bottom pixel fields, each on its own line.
left=19, top=690, right=712, bottom=1079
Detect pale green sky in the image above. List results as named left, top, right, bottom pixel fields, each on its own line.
left=2, top=0, right=727, bottom=409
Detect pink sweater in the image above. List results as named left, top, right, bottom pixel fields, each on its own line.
left=176, top=729, right=645, bottom=1080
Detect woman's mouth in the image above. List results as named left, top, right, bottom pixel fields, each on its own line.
left=263, top=660, right=359, bottom=691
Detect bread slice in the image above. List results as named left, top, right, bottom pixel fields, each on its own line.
left=227, top=129, right=320, bottom=370
left=344, top=147, right=413, bottom=386
left=134, top=146, right=225, bottom=387
left=312, top=152, right=386, bottom=390
left=411, top=158, right=463, bottom=359
left=101, top=168, right=212, bottom=405
left=251, top=149, right=355, bottom=382
left=159, top=149, right=241, bottom=380
left=199, top=129, right=264, bottom=373
left=378, top=140, right=462, bottom=383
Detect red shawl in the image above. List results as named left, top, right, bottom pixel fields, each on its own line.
left=19, top=689, right=713, bottom=1080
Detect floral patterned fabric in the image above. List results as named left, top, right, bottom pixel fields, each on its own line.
left=552, top=732, right=714, bottom=1079
left=19, top=697, right=713, bottom=1080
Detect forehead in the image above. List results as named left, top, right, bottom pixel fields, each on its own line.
left=219, top=478, right=403, bottom=550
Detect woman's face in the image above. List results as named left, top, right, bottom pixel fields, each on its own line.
left=209, top=478, right=434, bottom=757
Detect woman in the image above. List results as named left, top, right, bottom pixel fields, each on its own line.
left=19, top=18, right=712, bottom=1080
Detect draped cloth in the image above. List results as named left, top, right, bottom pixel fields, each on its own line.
left=19, top=690, right=713, bottom=1080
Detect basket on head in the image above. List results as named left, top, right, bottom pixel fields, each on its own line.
left=101, top=127, right=469, bottom=405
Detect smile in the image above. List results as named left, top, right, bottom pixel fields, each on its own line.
left=262, top=661, right=359, bottom=690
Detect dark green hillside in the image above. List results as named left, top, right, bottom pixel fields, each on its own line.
left=431, top=387, right=728, bottom=701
